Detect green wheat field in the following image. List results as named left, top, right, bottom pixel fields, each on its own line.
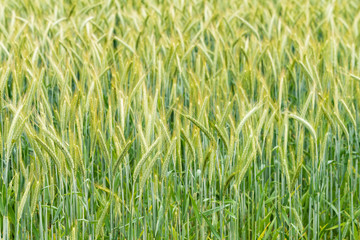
left=0, top=0, right=360, bottom=239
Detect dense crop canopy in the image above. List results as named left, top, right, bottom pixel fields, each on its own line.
left=0, top=0, right=360, bottom=239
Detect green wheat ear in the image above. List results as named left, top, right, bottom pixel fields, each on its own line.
left=30, top=180, right=41, bottom=216
left=133, top=137, right=160, bottom=182
left=288, top=113, right=317, bottom=141
left=161, top=137, right=176, bottom=179
left=183, top=114, right=216, bottom=144
left=139, top=151, right=161, bottom=194
left=17, top=179, right=32, bottom=223
left=95, top=201, right=110, bottom=239
left=5, top=104, right=24, bottom=161
left=97, top=129, right=110, bottom=165
left=112, top=139, right=134, bottom=174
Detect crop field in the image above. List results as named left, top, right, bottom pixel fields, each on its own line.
left=1, top=0, right=360, bottom=239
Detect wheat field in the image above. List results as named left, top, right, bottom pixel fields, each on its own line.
left=0, top=0, right=360, bottom=239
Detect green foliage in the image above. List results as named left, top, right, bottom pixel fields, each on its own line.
left=0, top=0, right=360, bottom=239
